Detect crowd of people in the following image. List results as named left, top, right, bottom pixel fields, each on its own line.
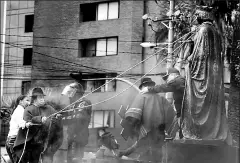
left=5, top=82, right=92, bottom=163
left=5, top=66, right=184, bottom=163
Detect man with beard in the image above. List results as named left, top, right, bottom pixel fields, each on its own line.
left=61, top=82, right=92, bottom=163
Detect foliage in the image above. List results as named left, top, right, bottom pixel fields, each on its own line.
left=152, top=0, right=240, bottom=85
left=230, top=7, right=240, bottom=87
left=0, top=95, right=18, bottom=124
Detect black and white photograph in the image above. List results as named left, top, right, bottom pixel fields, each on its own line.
left=0, top=0, right=239, bottom=163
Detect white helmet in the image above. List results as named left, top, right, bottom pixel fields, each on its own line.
left=61, top=82, right=84, bottom=97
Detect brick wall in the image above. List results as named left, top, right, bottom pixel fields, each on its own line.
left=32, top=0, right=148, bottom=82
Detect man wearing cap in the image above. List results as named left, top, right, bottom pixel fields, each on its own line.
left=61, top=82, right=92, bottom=163
left=13, top=87, right=62, bottom=163
left=118, top=77, right=175, bottom=162
left=140, top=68, right=185, bottom=120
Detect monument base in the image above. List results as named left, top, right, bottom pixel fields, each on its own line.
left=88, top=140, right=239, bottom=163
left=164, top=139, right=239, bottom=163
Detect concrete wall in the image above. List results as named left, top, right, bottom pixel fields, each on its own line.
left=33, top=0, right=143, bottom=79
left=3, top=0, right=34, bottom=97
left=1, top=0, right=34, bottom=144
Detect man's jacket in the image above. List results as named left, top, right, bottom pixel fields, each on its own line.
left=119, top=93, right=175, bottom=161
left=61, top=98, right=92, bottom=146
left=148, top=76, right=185, bottom=117
left=122, top=93, right=175, bottom=140
left=14, top=104, right=63, bottom=154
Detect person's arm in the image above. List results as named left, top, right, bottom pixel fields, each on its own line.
left=23, top=106, right=42, bottom=123
left=76, top=100, right=92, bottom=121
left=148, top=82, right=176, bottom=93
left=13, top=106, right=27, bottom=128
left=118, top=141, right=138, bottom=157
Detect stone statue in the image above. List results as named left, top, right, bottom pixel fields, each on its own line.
left=181, top=6, right=232, bottom=145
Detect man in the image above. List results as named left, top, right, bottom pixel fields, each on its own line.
left=118, top=77, right=175, bottom=162
left=14, top=87, right=62, bottom=163
left=61, top=82, right=92, bottom=163
left=140, top=68, right=185, bottom=124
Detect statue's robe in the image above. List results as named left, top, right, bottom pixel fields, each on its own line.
left=182, top=21, right=232, bottom=144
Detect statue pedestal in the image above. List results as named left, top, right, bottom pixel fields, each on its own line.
left=91, top=140, right=238, bottom=163
left=54, top=140, right=239, bottom=163
left=163, top=139, right=239, bottom=163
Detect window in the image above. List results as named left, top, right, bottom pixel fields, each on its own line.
left=80, top=1, right=119, bottom=22
left=89, top=110, right=115, bottom=128
left=80, top=3, right=97, bottom=22
left=25, top=14, right=34, bottom=33
left=79, top=37, right=118, bottom=57
left=23, top=48, right=32, bottom=65
left=22, top=81, right=31, bottom=95
left=83, top=73, right=117, bottom=93
left=97, top=1, right=119, bottom=20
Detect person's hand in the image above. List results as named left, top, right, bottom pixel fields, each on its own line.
left=140, top=87, right=149, bottom=94
left=51, top=114, right=62, bottom=123
left=55, top=113, right=62, bottom=119
left=19, top=121, right=27, bottom=129
left=25, top=122, right=31, bottom=128
left=42, top=116, right=47, bottom=124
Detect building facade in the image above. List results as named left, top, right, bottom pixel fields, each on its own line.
left=0, top=0, right=34, bottom=144
left=3, top=0, right=34, bottom=96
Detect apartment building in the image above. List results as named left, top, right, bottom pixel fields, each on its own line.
left=0, top=0, right=34, bottom=144
left=3, top=0, right=34, bottom=96
left=32, top=0, right=167, bottom=151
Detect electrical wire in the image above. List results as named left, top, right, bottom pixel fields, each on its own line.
left=48, top=36, right=189, bottom=118
left=5, top=41, right=144, bottom=55
left=2, top=41, right=121, bottom=73
left=2, top=30, right=195, bottom=73
left=0, top=33, right=153, bottom=43
left=2, top=31, right=193, bottom=73
left=1, top=31, right=194, bottom=81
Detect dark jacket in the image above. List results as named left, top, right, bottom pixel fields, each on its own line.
left=148, top=76, right=185, bottom=118
left=14, top=104, right=57, bottom=148
left=61, top=98, right=92, bottom=146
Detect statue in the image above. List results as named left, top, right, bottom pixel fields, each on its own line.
left=181, top=6, right=232, bottom=145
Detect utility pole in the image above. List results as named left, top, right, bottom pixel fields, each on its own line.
left=166, top=0, right=175, bottom=103
left=0, top=1, right=7, bottom=103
